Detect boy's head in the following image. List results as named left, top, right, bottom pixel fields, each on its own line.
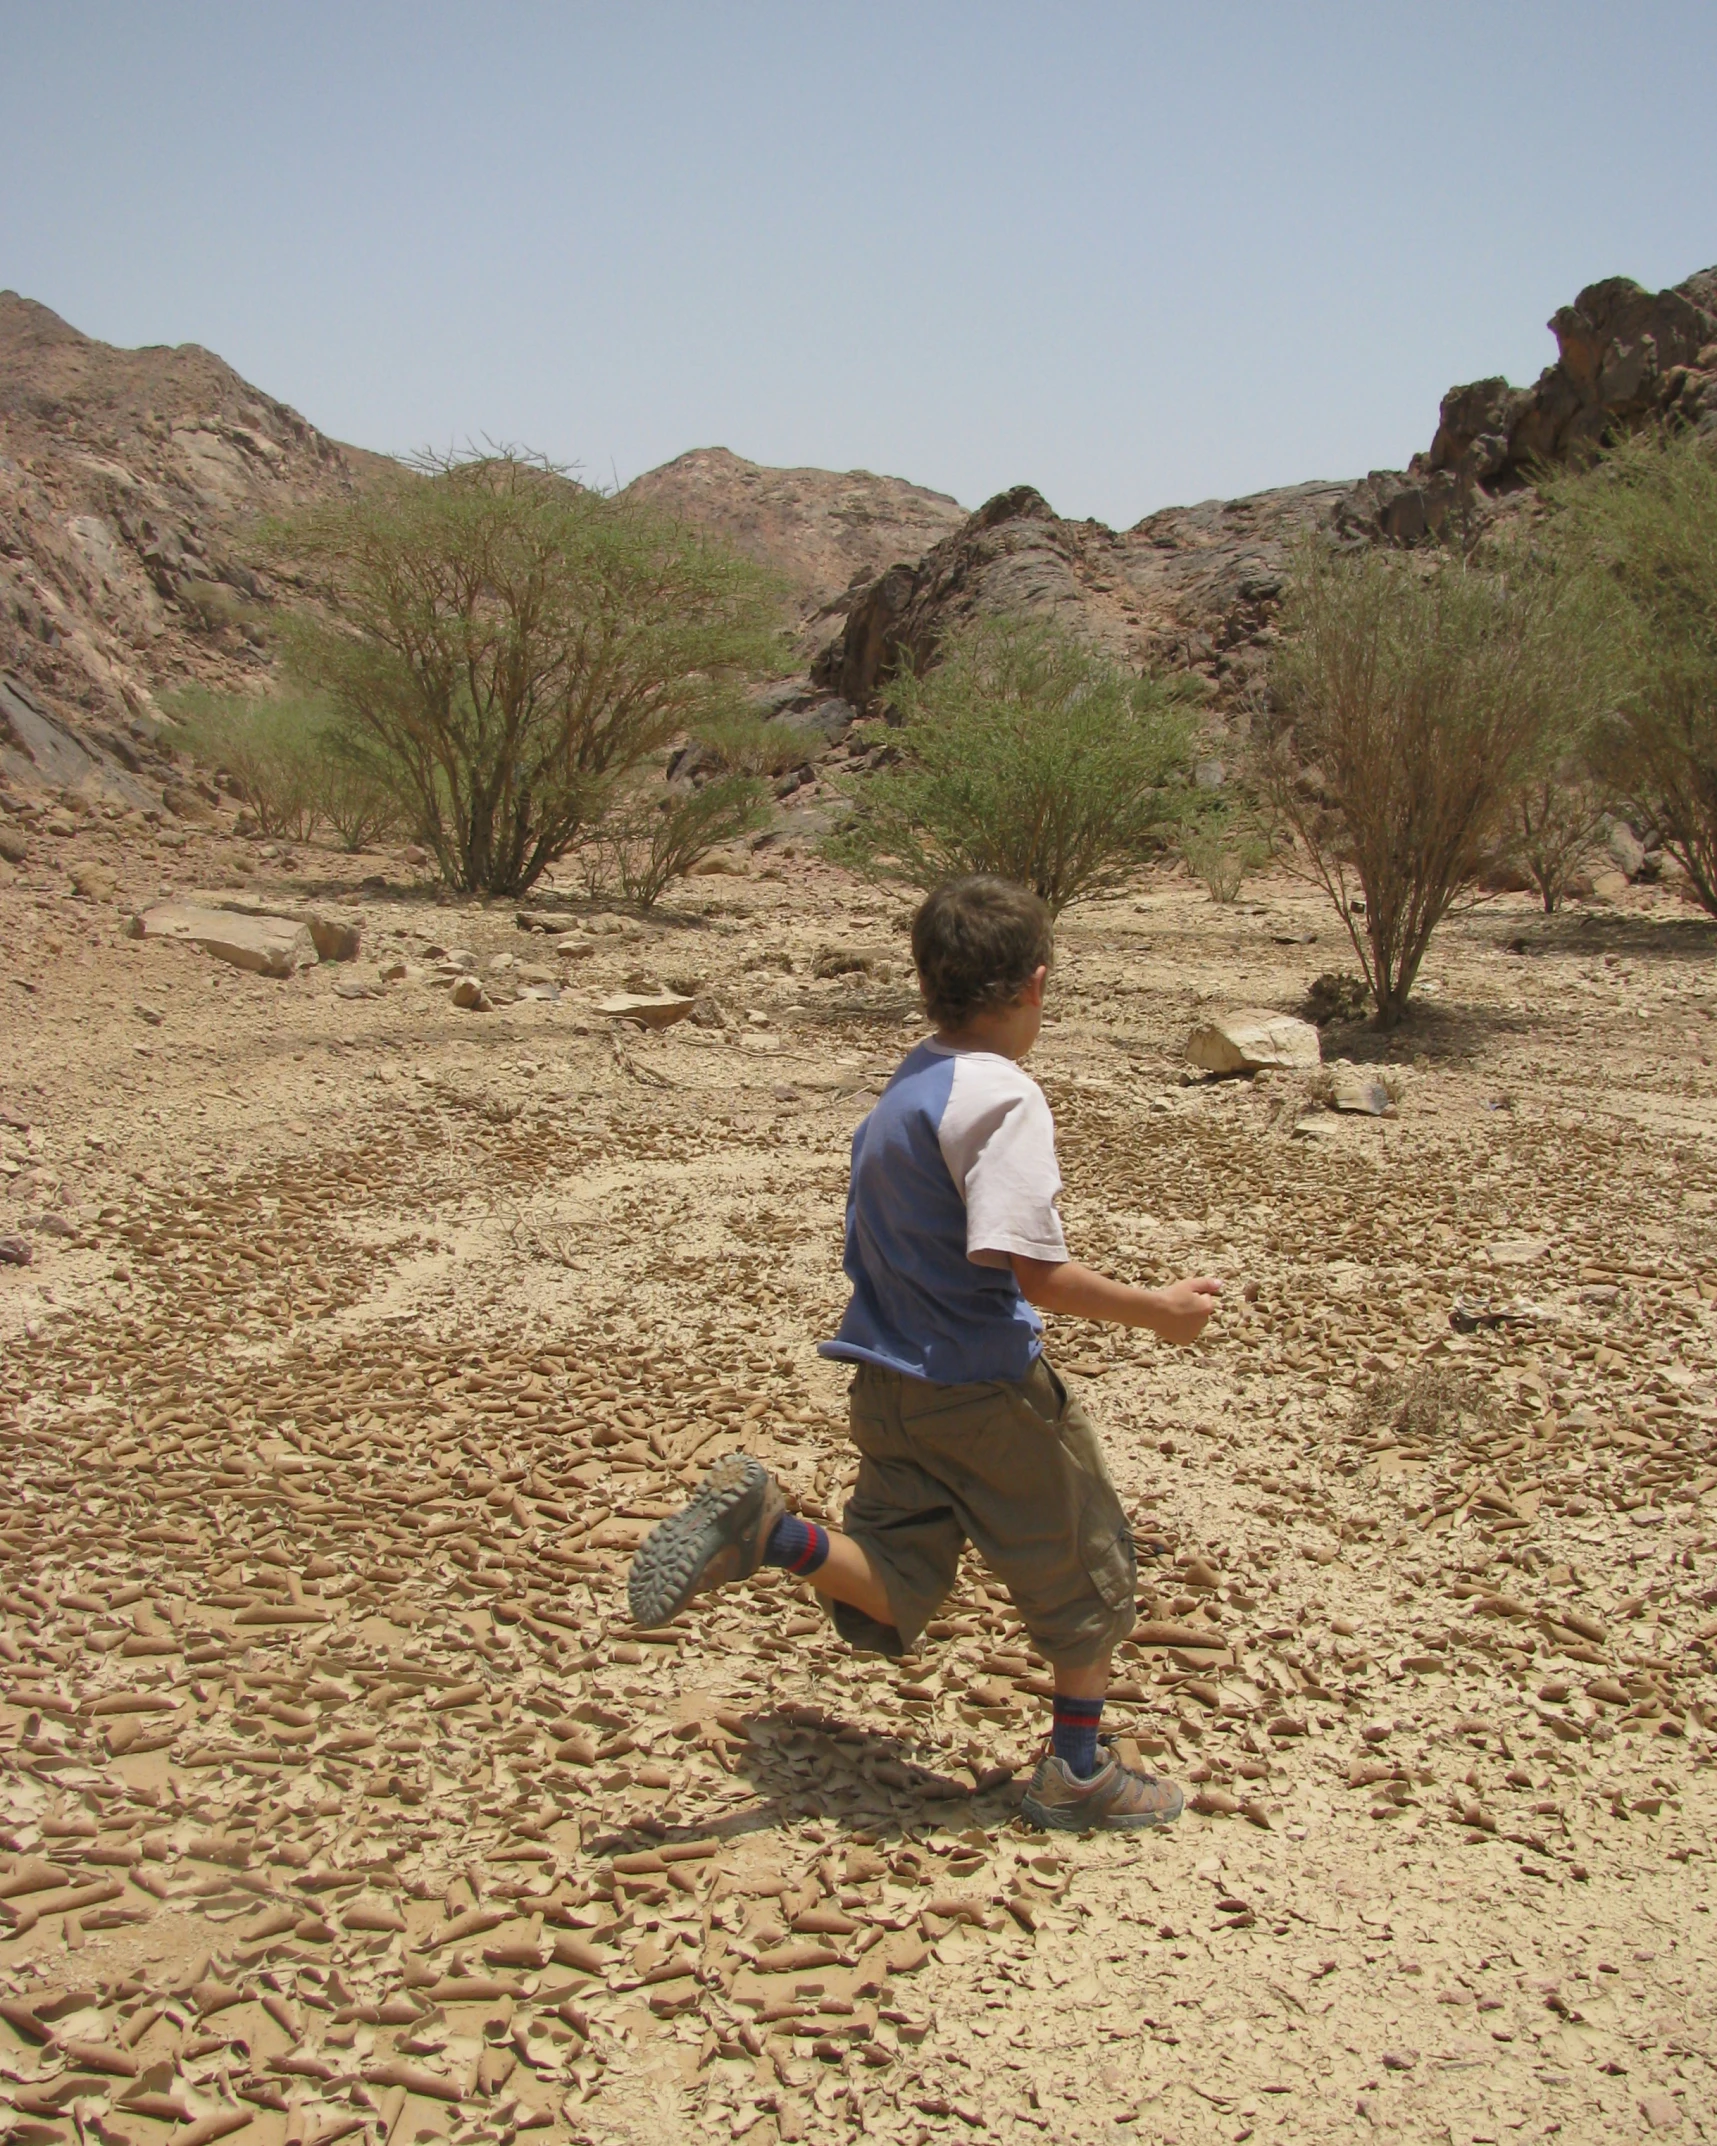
left=912, top=877, right=1054, bottom=1036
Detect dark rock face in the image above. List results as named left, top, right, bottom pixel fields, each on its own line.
left=1339, top=268, right=1717, bottom=545
left=1437, top=270, right=1717, bottom=480
left=813, top=480, right=1352, bottom=714
left=812, top=485, right=1095, bottom=709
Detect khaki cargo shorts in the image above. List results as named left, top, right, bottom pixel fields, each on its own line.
left=834, top=1357, right=1137, bottom=1669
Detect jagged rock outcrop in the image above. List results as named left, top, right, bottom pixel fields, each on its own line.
left=1339, top=266, right=1717, bottom=544
left=813, top=265, right=1717, bottom=713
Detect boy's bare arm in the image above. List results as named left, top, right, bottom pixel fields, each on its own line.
left=1009, top=1256, right=1220, bottom=1345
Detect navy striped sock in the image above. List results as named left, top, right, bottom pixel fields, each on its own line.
left=1051, top=1694, right=1105, bottom=1779
left=763, top=1512, right=830, bottom=1576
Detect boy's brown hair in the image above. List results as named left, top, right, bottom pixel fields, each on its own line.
left=911, top=877, right=1054, bottom=1031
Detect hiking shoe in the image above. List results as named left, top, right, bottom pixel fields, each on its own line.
left=627, top=1453, right=786, bottom=1627
left=1019, top=1750, right=1184, bottom=1832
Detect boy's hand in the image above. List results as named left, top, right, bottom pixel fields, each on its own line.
left=1149, top=1275, right=1221, bottom=1345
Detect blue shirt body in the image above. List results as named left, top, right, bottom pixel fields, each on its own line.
left=819, top=1040, right=1067, bottom=1386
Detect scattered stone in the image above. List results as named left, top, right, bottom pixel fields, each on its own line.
left=0, top=1233, right=32, bottom=1265
left=1326, top=1063, right=1397, bottom=1116
left=161, top=783, right=220, bottom=825
left=1187, top=1008, right=1322, bottom=1076
left=1604, top=819, right=1647, bottom=879
left=599, top=992, right=696, bottom=1030
left=69, top=861, right=118, bottom=902
left=450, top=976, right=492, bottom=1012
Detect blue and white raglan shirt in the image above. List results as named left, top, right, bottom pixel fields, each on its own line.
left=819, top=1041, right=1069, bottom=1386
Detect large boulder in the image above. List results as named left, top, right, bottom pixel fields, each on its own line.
left=1602, top=819, right=1647, bottom=880
left=1186, top=1008, right=1322, bottom=1076
left=127, top=902, right=316, bottom=978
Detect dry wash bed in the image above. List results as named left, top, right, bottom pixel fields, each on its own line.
left=3, top=876, right=1717, bottom=2146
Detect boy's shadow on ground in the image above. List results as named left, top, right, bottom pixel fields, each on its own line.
left=610, top=1700, right=1029, bottom=1852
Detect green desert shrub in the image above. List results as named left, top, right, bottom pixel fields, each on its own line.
left=1541, top=429, right=1717, bottom=913
left=829, top=612, right=1197, bottom=914
left=578, top=772, right=768, bottom=909
left=1178, top=802, right=1273, bottom=903
left=169, top=688, right=326, bottom=841
left=1265, top=542, right=1597, bottom=1026
left=315, top=746, right=406, bottom=852
left=1504, top=765, right=1607, bottom=913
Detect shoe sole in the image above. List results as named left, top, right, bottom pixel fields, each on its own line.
left=1019, top=1786, right=1184, bottom=1833
left=627, top=1453, right=768, bottom=1627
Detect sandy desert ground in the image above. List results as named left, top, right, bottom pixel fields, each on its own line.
left=2, top=807, right=1715, bottom=2146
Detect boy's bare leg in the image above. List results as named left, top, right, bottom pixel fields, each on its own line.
left=802, top=1528, right=894, bottom=1627
left=1047, top=1654, right=1109, bottom=1702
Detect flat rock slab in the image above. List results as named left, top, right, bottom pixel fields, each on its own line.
left=189, top=890, right=362, bottom=961
left=1187, top=1007, right=1322, bottom=1075
left=600, top=993, right=695, bottom=1030
left=127, top=902, right=317, bottom=978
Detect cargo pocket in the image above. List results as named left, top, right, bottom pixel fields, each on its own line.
left=1077, top=1475, right=1137, bottom=1613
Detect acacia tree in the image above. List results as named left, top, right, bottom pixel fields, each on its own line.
left=828, top=612, right=1197, bottom=913
left=1543, top=429, right=1717, bottom=913
left=1265, top=542, right=1593, bottom=1027
left=265, top=453, right=784, bottom=896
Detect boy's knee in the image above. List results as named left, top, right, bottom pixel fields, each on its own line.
left=829, top=1599, right=907, bottom=1659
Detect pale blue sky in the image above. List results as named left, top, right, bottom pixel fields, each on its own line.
left=4, top=3, right=1715, bottom=526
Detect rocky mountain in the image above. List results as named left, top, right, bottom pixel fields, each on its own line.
left=811, top=478, right=1351, bottom=720
left=4, top=265, right=1714, bottom=806
left=0, top=290, right=384, bottom=798
left=618, top=444, right=967, bottom=635
left=807, top=266, right=1717, bottom=724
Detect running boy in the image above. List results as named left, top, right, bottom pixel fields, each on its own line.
left=629, top=876, right=1219, bottom=1830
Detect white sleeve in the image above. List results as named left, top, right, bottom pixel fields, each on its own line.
left=938, top=1055, right=1068, bottom=1266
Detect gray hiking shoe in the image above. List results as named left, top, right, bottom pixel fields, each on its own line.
left=1020, top=1749, right=1185, bottom=1833
left=626, top=1453, right=786, bottom=1627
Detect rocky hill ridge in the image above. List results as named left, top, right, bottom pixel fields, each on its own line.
left=0, top=290, right=382, bottom=797
left=618, top=444, right=967, bottom=636
left=4, top=265, right=1714, bottom=806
